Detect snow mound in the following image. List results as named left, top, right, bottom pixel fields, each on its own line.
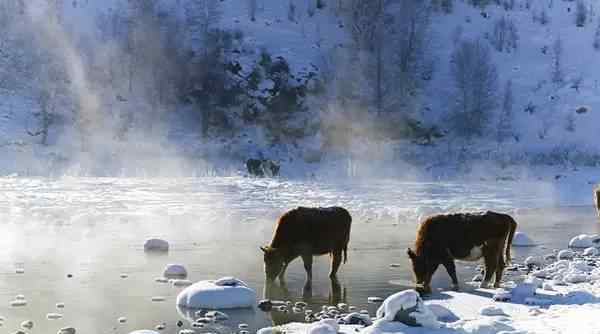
left=583, top=247, right=598, bottom=256
left=163, top=264, right=187, bottom=278
left=375, top=290, right=439, bottom=329
left=307, top=319, right=339, bottom=334
left=568, top=234, right=600, bottom=248
left=128, top=331, right=159, bottom=334
left=479, top=305, right=507, bottom=316
left=143, top=238, right=169, bottom=252
left=492, top=290, right=512, bottom=302
left=512, top=232, right=536, bottom=247
left=525, top=256, right=543, bottom=267
left=557, top=249, right=574, bottom=260
left=176, top=277, right=256, bottom=309
left=511, top=283, right=537, bottom=300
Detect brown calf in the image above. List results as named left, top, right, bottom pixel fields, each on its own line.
left=261, top=206, right=352, bottom=284
left=407, top=211, right=517, bottom=294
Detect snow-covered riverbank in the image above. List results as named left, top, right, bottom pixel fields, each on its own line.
left=261, top=235, right=600, bottom=334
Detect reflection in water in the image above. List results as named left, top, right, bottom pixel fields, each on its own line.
left=264, top=278, right=348, bottom=326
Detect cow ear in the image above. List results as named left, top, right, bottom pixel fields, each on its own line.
left=407, top=248, right=416, bottom=259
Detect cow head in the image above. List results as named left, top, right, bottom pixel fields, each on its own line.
left=260, top=246, right=285, bottom=281
left=407, top=248, right=438, bottom=295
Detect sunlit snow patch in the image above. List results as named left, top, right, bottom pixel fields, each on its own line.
left=568, top=234, right=600, bottom=248
left=512, top=232, right=536, bottom=247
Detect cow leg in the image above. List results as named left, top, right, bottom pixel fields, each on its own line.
left=494, top=246, right=506, bottom=288
left=442, top=258, right=459, bottom=291
left=329, top=250, right=343, bottom=280
left=278, top=262, right=289, bottom=285
left=481, top=242, right=498, bottom=289
left=301, top=253, right=313, bottom=285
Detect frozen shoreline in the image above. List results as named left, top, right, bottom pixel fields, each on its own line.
left=262, top=249, right=600, bottom=334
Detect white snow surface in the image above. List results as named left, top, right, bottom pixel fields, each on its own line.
left=176, top=277, right=257, bottom=309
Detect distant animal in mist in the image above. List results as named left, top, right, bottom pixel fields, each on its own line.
left=246, top=158, right=280, bottom=177
left=261, top=206, right=352, bottom=285
left=407, top=211, right=517, bottom=295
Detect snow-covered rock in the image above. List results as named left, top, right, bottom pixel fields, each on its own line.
left=375, top=290, right=439, bottom=328
left=176, top=277, right=256, bottom=309
left=583, top=247, right=598, bottom=256
left=525, top=256, right=543, bottom=267
left=479, top=305, right=507, bottom=316
left=340, top=312, right=372, bottom=326
left=307, top=319, right=338, bottom=334
left=163, top=264, right=187, bottom=278
left=128, top=331, right=159, bottom=334
left=568, top=234, right=600, bottom=248
left=512, top=232, right=536, bottom=247
left=557, top=249, right=574, bottom=260
left=492, top=290, right=512, bottom=302
left=511, top=283, right=537, bottom=300
left=143, top=238, right=169, bottom=252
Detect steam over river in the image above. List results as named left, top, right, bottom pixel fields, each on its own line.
left=0, top=177, right=597, bottom=332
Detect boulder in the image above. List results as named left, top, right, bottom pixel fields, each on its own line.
left=176, top=277, right=256, bottom=309
left=376, top=290, right=439, bottom=328
left=144, top=238, right=169, bottom=252
left=163, top=264, right=187, bottom=278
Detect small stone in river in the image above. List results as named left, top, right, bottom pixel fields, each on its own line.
left=163, top=264, right=187, bottom=278
left=11, top=331, right=26, bottom=334
left=151, top=296, right=166, bottom=302
left=156, top=324, right=166, bottom=330
left=47, top=313, right=63, bottom=320
left=258, top=299, right=272, bottom=312
left=179, top=330, right=194, bottom=334
left=367, top=296, right=383, bottom=303
left=120, top=273, right=129, bottom=278
left=15, top=268, right=25, bottom=274
left=389, top=263, right=401, bottom=268
left=295, top=301, right=307, bottom=308
left=16, top=295, right=25, bottom=300
left=144, top=238, right=170, bottom=252
left=360, top=310, right=369, bottom=315
left=472, top=273, right=483, bottom=282
left=155, top=277, right=169, bottom=283
left=305, top=309, right=313, bottom=315
left=58, top=327, right=76, bottom=334
left=239, top=324, right=249, bottom=329
left=583, top=247, right=598, bottom=256
left=192, top=322, right=204, bottom=328
left=349, top=306, right=357, bottom=311
left=278, top=305, right=287, bottom=312
left=21, top=320, right=33, bottom=329
left=206, top=310, right=229, bottom=321
left=56, top=302, right=65, bottom=308
left=118, top=317, right=127, bottom=323
left=240, top=331, right=249, bottom=334
left=171, top=279, right=193, bottom=287
left=177, top=320, right=184, bottom=327
left=67, top=274, right=73, bottom=278
left=10, top=300, right=27, bottom=307
left=293, top=307, right=302, bottom=313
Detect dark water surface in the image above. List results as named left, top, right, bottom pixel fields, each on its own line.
left=0, top=177, right=597, bottom=332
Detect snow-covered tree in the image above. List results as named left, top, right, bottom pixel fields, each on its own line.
left=249, top=0, right=257, bottom=21
left=497, top=79, right=514, bottom=144
left=594, top=18, right=600, bottom=50
left=490, top=16, right=519, bottom=52
left=551, top=36, right=564, bottom=84
left=576, top=0, right=587, bottom=27
left=450, top=39, right=499, bottom=139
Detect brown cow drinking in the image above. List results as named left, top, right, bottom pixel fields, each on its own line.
left=260, top=206, right=352, bottom=285
left=407, top=211, right=517, bottom=295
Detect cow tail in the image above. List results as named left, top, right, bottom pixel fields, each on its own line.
left=505, top=215, right=517, bottom=265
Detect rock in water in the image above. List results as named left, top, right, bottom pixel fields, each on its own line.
left=163, top=264, right=187, bottom=278
left=21, top=320, right=33, bottom=329
left=58, top=328, right=76, bottom=334
left=376, top=290, right=439, bottom=328
left=144, top=239, right=169, bottom=252
left=340, top=312, right=372, bottom=326
left=176, top=277, right=256, bottom=309
left=557, top=249, right=574, bottom=260
left=512, top=232, right=536, bottom=247
left=258, top=299, right=273, bottom=311
left=583, top=247, right=598, bottom=256
left=479, top=306, right=506, bottom=316
left=568, top=234, right=600, bottom=248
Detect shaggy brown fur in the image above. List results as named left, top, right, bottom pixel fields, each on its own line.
left=261, top=206, right=352, bottom=284
left=407, top=211, right=517, bottom=294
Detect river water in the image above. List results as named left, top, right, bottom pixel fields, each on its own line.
left=0, top=177, right=597, bottom=332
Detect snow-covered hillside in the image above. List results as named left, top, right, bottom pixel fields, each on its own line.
left=1, top=0, right=600, bottom=177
